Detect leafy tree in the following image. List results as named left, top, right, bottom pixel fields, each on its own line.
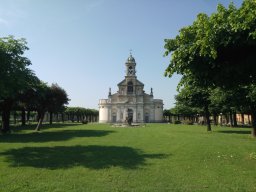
left=171, top=102, right=199, bottom=119
left=47, top=83, right=69, bottom=125
left=209, top=87, right=248, bottom=127
left=175, top=82, right=211, bottom=131
left=13, top=85, right=39, bottom=126
left=34, top=83, right=69, bottom=131
left=0, top=36, right=38, bottom=133
left=164, top=1, right=256, bottom=136
left=244, top=84, right=256, bottom=129
left=34, top=82, right=51, bottom=131
left=64, top=107, right=98, bottom=123
left=163, top=109, right=172, bottom=122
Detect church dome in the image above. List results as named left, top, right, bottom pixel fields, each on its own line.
left=127, top=54, right=135, bottom=62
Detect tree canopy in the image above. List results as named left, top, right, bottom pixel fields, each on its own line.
left=164, top=0, right=256, bottom=88
left=0, top=36, right=39, bottom=132
left=164, top=0, right=256, bottom=136
left=0, top=36, right=71, bottom=133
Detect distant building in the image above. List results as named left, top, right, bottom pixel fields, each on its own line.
left=99, top=54, right=163, bottom=123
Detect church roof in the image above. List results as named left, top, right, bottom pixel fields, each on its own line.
left=117, top=79, right=144, bottom=86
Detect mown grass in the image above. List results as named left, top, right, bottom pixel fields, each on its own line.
left=0, top=123, right=255, bottom=192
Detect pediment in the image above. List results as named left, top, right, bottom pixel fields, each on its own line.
left=117, top=79, right=144, bottom=86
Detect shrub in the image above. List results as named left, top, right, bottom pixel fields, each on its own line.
left=174, top=120, right=181, bottom=124
left=82, top=120, right=88, bottom=124
left=182, top=119, right=194, bottom=125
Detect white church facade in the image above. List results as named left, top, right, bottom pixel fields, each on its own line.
left=98, top=54, right=163, bottom=123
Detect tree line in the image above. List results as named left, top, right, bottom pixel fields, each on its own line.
left=0, top=36, right=98, bottom=133
left=164, top=86, right=253, bottom=126
left=164, top=0, right=256, bottom=137
left=7, top=107, right=98, bottom=125
left=64, top=107, right=98, bottom=123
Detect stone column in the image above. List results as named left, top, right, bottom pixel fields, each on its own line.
left=117, top=107, right=121, bottom=122
left=108, top=107, right=112, bottom=123
left=133, top=107, right=137, bottom=123
left=123, top=108, right=127, bottom=123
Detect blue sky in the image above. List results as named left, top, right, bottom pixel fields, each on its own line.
left=0, top=0, right=243, bottom=109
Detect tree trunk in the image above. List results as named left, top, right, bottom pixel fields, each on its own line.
left=49, top=112, right=53, bottom=125
left=27, top=110, right=30, bottom=122
left=62, top=113, right=64, bottom=123
left=229, top=111, right=233, bottom=127
left=35, top=111, right=45, bottom=131
left=225, top=114, right=229, bottom=125
left=248, top=114, right=251, bottom=125
left=1, top=99, right=13, bottom=133
left=37, top=111, right=40, bottom=122
left=2, top=110, right=11, bottom=133
left=233, top=111, right=237, bottom=127
left=250, top=110, right=256, bottom=138
left=21, top=108, right=26, bottom=126
left=13, top=112, right=17, bottom=124
left=204, top=105, right=211, bottom=131
left=241, top=113, right=245, bottom=125
left=213, top=113, right=218, bottom=126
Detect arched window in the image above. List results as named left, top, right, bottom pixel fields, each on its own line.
left=127, top=81, right=133, bottom=94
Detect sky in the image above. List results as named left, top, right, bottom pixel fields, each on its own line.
left=0, top=0, right=243, bottom=110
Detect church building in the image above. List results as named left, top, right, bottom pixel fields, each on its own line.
left=98, top=54, right=163, bottom=123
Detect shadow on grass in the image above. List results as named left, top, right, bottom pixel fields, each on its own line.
left=11, top=123, right=82, bottom=132
left=217, top=130, right=251, bottom=135
left=0, top=129, right=115, bottom=143
left=1, top=145, right=167, bottom=170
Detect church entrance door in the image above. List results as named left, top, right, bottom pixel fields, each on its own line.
left=112, top=112, right=116, bottom=123
left=145, top=113, right=149, bottom=123
left=128, top=109, right=133, bottom=122
left=112, top=115, right=116, bottom=123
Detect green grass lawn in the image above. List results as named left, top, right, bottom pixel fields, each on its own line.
left=0, top=123, right=255, bottom=192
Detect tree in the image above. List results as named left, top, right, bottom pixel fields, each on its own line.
left=47, top=83, right=69, bottom=125
left=0, top=36, right=38, bottom=133
left=13, top=86, right=39, bottom=126
left=34, top=83, right=69, bottom=131
left=163, top=109, right=172, bottom=122
left=164, top=1, right=256, bottom=137
left=170, top=102, right=200, bottom=123
left=175, top=82, right=212, bottom=131
left=209, top=87, right=248, bottom=127
left=64, top=107, right=99, bottom=123
left=34, top=82, right=51, bottom=131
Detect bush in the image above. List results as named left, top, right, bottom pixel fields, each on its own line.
left=174, top=120, right=181, bottom=124
left=182, top=119, right=194, bottom=125
left=82, top=120, right=88, bottom=124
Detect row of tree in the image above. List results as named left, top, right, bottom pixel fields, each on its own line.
left=164, top=0, right=256, bottom=137
left=64, top=107, right=98, bottom=123
left=8, top=107, right=99, bottom=125
left=0, top=36, right=70, bottom=132
left=164, top=86, right=253, bottom=126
